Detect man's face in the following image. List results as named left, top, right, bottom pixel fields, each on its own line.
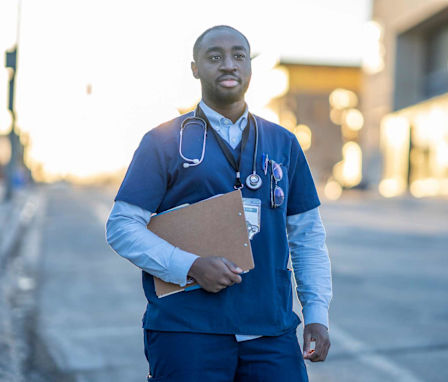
left=192, top=29, right=252, bottom=106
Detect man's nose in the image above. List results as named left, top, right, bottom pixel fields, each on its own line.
left=220, top=55, right=237, bottom=71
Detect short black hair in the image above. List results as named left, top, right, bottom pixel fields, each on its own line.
left=193, top=25, right=251, bottom=62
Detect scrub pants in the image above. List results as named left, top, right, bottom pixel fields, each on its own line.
left=143, top=326, right=309, bottom=381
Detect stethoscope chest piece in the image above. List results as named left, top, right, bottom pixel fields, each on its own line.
left=246, top=173, right=262, bottom=190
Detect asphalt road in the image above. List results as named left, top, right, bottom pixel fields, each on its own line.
left=27, top=184, right=448, bottom=381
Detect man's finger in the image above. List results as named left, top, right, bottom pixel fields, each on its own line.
left=304, top=336, right=322, bottom=361
left=216, top=271, right=241, bottom=287
left=321, top=343, right=330, bottom=361
left=309, top=337, right=330, bottom=362
left=321, top=338, right=331, bottom=361
left=306, top=349, right=320, bottom=362
left=316, top=330, right=330, bottom=360
left=314, top=335, right=324, bottom=358
left=221, top=257, right=243, bottom=274
left=311, top=345, right=324, bottom=362
left=224, top=272, right=242, bottom=285
left=303, top=330, right=312, bottom=356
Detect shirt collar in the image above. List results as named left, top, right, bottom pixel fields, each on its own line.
left=199, top=100, right=248, bottom=131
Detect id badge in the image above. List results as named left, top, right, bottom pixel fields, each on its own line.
left=242, top=198, right=261, bottom=240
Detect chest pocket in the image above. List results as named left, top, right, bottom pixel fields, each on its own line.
left=253, top=158, right=288, bottom=211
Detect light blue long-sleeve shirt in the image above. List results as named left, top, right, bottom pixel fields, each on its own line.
left=198, top=100, right=248, bottom=149
left=106, top=101, right=332, bottom=341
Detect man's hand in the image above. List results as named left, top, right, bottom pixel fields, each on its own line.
left=187, top=257, right=243, bottom=293
left=303, top=323, right=331, bottom=362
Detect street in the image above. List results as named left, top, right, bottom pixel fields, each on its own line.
left=307, top=192, right=448, bottom=381
left=14, top=184, right=448, bottom=381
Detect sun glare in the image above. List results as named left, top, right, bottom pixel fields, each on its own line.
left=1, top=0, right=371, bottom=181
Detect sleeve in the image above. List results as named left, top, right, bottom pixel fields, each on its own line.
left=105, top=200, right=199, bottom=287
left=114, top=131, right=169, bottom=213
left=287, top=135, right=321, bottom=216
left=287, top=207, right=332, bottom=328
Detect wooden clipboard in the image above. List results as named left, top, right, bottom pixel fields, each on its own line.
left=147, top=190, right=255, bottom=297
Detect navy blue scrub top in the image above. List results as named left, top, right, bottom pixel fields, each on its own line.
left=115, top=112, right=320, bottom=336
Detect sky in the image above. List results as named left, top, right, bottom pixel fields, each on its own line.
left=0, top=0, right=372, bottom=179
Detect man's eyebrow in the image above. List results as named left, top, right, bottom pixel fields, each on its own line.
left=232, top=45, right=248, bottom=51
left=205, top=46, right=224, bottom=54
left=204, top=45, right=249, bottom=54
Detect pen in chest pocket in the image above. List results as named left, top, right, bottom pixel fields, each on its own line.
left=262, top=153, right=269, bottom=176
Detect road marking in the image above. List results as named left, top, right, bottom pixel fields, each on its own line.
left=0, top=192, right=41, bottom=259
left=330, top=324, right=424, bottom=382
left=19, top=190, right=46, bottom=279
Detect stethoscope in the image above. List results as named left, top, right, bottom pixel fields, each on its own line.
left=179, top=106, right=263, bottom=190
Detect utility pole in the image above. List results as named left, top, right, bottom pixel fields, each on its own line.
left=4, top=46, right=19, bottom=201
left=3, top=0, right=22, bottom=201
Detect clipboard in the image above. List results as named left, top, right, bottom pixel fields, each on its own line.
left=147, top=190, right=255, bottom=297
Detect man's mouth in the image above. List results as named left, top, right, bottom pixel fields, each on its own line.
left=217, top=77, right=240, bottom=88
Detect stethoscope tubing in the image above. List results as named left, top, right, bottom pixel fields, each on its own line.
left=180, top=108, right=259, bottom=176
left=179, top=115, right=208, bottom=168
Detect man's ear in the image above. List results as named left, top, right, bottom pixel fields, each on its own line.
left=191, top=61, right=199, bottom=79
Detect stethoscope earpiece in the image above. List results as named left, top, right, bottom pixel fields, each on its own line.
left=183, top=158, right=200, bottom=168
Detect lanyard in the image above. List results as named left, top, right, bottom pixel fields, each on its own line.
left=196, top=107, right=251, bottom=189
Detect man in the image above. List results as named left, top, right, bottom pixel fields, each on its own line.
left=107, top=25, right=332, bottom=381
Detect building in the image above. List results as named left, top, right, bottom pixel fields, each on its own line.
left=271, top=62, right=363, bottom=198
left=362, top=0, right=448, bottom=198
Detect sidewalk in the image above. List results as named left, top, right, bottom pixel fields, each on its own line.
left=0, top=182, right=40, bottom=382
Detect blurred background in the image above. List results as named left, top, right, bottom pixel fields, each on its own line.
left=0, top=0, right=447, bottom=381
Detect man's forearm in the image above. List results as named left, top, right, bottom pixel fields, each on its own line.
left=106, top=200, right=198, bottom=286
left=287, top=207, right=332, bottom=328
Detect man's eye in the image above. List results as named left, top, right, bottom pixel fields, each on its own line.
left=209, top=55, right=222, bottom=61
left=234, top=54, right=246, bottom=60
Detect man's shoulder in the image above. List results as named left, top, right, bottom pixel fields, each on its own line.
left=141, top=112, right=194, bottom=142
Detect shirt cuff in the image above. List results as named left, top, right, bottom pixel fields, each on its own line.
left=302, top=302, right=329, bottom=329
left=167, top=247, right=199, bottom=287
